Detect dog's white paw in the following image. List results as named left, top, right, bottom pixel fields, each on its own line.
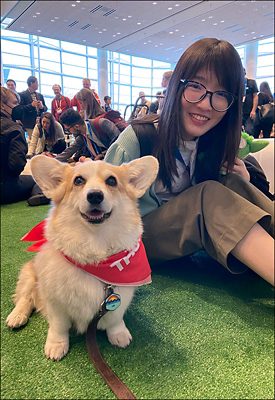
left=6, top=310, right=29, bottom=328
left=44, top=339, right=69, bottom=361
left=107, top=328, right=132, bottom=348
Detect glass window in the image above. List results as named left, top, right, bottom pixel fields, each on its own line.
left=39, top=47, right=60, bottom=63
left=62, top=52, right=86, bottom=67
left=120, top=53, right=131, bottom=64
left=39, top=60, right=61, bottom=73
left=2, top=53, right=31, bottom=68
left=87, top=47, right=98, bottom=57
left=40, top=72, right=58, bottom=87
left=1, top=30, right=29, bottom=41
left=131, top=56, right=152, bottom=67
left=38, top=36, right=60, bottom=48
left=153, top=60, right=171, bottom=68
left=257, top=54, right=274, bottom=67
left=3, top=68, right=32, bottom=92
left=88, top=58, right=97, bottom=70
left=1, top=39, right=30, bottom=56
left=61, top=41, right=86, bottom=54
left=63, top=76, right=83, bottom=98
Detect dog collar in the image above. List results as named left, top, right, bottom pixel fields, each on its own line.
left=21, top=220, right=152, bottom=287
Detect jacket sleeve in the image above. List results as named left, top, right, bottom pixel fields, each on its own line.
left=8, top=131, right=28, bottom=176
left=27, top=124, right=40, bottom=156
left=97, top=118, right=120, bottom=148
left=104, top=125, right=140, bottom=165
left=55, top=135, right=83, bottom=162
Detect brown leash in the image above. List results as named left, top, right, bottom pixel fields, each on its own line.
left=86, top=286, right=136, bottom=400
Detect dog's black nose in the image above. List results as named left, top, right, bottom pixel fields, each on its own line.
left=87, top=191, right=104, bottom=205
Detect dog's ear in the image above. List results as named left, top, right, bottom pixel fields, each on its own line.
left=30, top=155, right=71, bottom=202
left=124, top=156, right=159, bottom=198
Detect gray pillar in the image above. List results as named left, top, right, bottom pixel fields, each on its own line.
left=97, top=49, right=108, bottom=103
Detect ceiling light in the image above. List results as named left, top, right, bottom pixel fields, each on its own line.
left=33, top=15, right=37, bottom=18
left=181, top=35, right=185, bottom=37
left=175, top=4, right=180, bottom=6
left=168, top=7, right=172, bottom=10
left=175, top=29, right=179, bottom=32
left=220, top=20, right=224, bottom=23
left=144, top=42, right=147, bottom=44
left=152, top=2, right=157, bottom=4
left=98, top=31, right=102, bottom=33
left=113, top=34, right=116, bottom=37
left=36, top=12, right=40, bottom=15
left=253, top=36, right=257, bottom=39
left=213, top=23, right=218, bottom=25
left=159, top=42, right=163, bottom=45
left=54, top=17, right=59, bottom=19
left=117, top=32, right=121, bottom=35
left=137, top=22, right=141, bottom=25
left=72, top=4, right=76, bottom=7
left=251, top=31, right=255, bottom=34
left=201, top=19, right=206, bottom=22
left=76, top=0, right=81, bottom=2
left=169, top=31, right=174, bottom=34
left=155, top=45, right=158, bottom=47
left=122, top=18, right=126, bottom=21
left=51, top=19, right=55, bottom=22
left=128, top=16, right=132, bottom=18
left=102, top=28, right=107, bottom=31
left=96, top=42, right=99, bottom=45
left=37, top=30, right=41, bottom=32
left=83, top=40, right=86, bottom=42
left=20, top=26, right=24, bottom=29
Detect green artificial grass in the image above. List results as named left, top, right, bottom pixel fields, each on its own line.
left=1, top=201, right=274, bottom=400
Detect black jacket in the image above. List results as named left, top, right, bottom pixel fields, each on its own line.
left=0, top=114, right=28, bottom=182
left=18, top=89, right=47, bottom=129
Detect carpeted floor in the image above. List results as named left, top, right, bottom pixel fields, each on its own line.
left=1, top=201, right=274, bottom=400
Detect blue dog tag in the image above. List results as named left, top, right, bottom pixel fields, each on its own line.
left=104, top=293, right=121, bottom=311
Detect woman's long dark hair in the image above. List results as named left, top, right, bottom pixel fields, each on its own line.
left=139, top=38, right=244, bottom=190
left=76, top=88, right=104, bottom=119
left=38, top=112, right=58, bottom=144
left=259, top=81, right=273, bottom=102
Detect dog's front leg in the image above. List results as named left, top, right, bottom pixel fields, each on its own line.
left=44, top=303, right=71, bottom=361
left=98, top=288, right=134, bottom=348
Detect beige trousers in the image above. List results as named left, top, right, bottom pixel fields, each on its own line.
left=142, top=174, right=273, bottom=272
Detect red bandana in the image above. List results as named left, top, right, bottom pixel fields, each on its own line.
left=21, top=220, right=151, bottom=287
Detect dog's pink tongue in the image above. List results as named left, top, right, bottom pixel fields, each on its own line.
left=88, top=210, right=104, bottom=220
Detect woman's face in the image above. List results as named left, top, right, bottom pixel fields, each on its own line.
left=41, top=117, right=51, bottom=131
left=181, top=69, right=227, bottom=140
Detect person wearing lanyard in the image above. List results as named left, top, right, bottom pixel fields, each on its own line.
left=105, top=38, right=274, bottom=286
left=51, top=84, right=71, bottom=122
left=55, top=108, right=120, bottom=163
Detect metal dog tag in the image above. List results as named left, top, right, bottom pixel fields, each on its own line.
left=104, top=293, right=121, bottom=311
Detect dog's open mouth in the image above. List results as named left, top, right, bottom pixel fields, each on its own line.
left=80, top=209, right=112, bottom=224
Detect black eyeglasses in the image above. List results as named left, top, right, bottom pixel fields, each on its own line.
left=180, top=79, right=236, bottom=112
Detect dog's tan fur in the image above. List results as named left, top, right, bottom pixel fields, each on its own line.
left=6, top=155, right=158, bottom=361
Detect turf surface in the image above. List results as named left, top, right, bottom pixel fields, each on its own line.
left=1, top=201, right=274, bottom=399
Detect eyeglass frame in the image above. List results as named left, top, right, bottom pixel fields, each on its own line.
left=180, top=79, right=236, bottom=112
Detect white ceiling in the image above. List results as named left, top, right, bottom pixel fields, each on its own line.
left=1, top=0, right=274, bottom=64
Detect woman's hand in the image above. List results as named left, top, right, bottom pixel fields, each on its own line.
left=222, top=158, right=250, bottom=181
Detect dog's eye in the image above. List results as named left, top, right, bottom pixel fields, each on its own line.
left=74, top=176, right=86, bottom=186
left=105, top=176, right=117, bottom=187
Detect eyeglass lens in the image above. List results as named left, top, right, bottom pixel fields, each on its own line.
left=184, top=81, right=234, bottom=111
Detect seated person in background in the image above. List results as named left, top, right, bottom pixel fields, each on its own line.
left=51, top=84, right=71, bottom=121
left=56, top=108, right=120, bottom=162
left=135, top=91, right=151, bottom=118
left=149, top=91, right=163, bottom=114
left=103, top=95, right=112, bottom=112
left=27, top=112, right=66, bottom=158
left=0, top=87, right=49, bottom=206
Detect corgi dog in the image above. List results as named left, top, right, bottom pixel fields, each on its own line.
left=6, top=155, right=159, bottom=361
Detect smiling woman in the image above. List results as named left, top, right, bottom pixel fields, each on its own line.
left=105, top=37, right=274, bottom=286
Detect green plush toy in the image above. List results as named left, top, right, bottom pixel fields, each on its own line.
left=238, top=131, right=269, bottom=159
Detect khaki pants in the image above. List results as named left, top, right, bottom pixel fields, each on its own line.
left=142, top=174, right=273, bottom=272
